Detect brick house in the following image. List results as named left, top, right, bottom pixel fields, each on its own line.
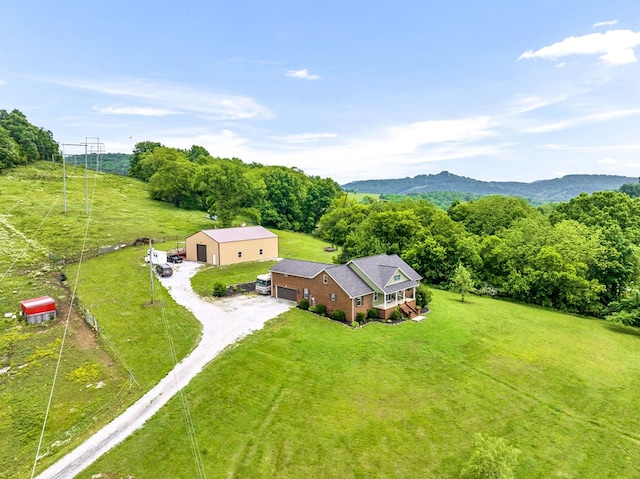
left=269, top=254, right=422, bottom=321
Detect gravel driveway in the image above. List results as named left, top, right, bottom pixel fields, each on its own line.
left=35, top=261, right=292, bottom=479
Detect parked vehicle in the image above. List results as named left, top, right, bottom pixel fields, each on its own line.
left=145, top=248, right=167, bottom=265
left=155, top=263, right=173, bottom=277
left=255, top=273, right=271, bottom=295
left=167, top=254, right=183, bottom=263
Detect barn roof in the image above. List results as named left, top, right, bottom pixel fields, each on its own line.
left=195, top=225, right=277, bottom=243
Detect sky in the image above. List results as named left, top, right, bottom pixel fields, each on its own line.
left=1, top=1, right=640, bottom=185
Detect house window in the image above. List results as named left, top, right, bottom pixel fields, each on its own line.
left=394, top=274, right=401, bottom=281
left=259, top=248, right=263, bottom=255
left=330, top=293, right=336, bottom=301
left=238, top=251, right=242, bottom=258
left=323, top=274, right=328, bottom=284
left=373, top=292, right=378, bottom=302
left=304, top=288, right=309, bottom=299
left=386, top=293, right=395, bottom=302
left=356, top=296, right=362, bottom=307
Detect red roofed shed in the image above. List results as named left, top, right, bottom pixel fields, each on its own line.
left=20, top=296, right=56, bottom=324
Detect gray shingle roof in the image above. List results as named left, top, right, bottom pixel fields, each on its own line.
left=270, top=254, right=422, bottom=298
left=325, top=265, right=372, bottom=298
left=270, top=258, right=332, bottom=278
left=349, top=254, right=422, bottom=294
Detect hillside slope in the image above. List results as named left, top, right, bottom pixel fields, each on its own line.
left=342, top=171, right=637, bottom=203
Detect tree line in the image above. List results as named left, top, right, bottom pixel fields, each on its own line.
left=316, top=192, right=640, bottom=325
left=0, top=109, right=59, bottom=168
left=127, top=141, right=342, bottom=233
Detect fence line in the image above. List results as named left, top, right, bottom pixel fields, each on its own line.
left=64, top=235, right=182, bottom=264
left=75, top=297, right=98, bottom=332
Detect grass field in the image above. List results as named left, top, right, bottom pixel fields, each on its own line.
left=3, top=162, right=640, bottom=478
left=0, top=162, right=212, bottom=477
left=82, top=290, right=640, bottom=478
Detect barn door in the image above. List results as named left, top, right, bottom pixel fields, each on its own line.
left=196, top=244, right=207, bottom=262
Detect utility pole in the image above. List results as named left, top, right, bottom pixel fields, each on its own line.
left=149, top=239, right=155, bottom=304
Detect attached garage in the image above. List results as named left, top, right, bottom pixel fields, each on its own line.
left=185, top=225, right=278, bottom=266
left=276, top=286, right=298, bottom=301
left=20, top=296, right=56, bottom=325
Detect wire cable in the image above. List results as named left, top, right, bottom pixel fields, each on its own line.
left=156, top=278, right=208, bottom=479
left=30, top=163, right=100, bottom=478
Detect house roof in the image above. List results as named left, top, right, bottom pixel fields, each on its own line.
left=349, top=254, right=422, bottom=294
left=270, top=258, right=332, bottom=278
left=270, top=254, right=421, bottom=298
left=194, top=225, right=277, bottom=243
left=325, top=264, right=373, bottom=298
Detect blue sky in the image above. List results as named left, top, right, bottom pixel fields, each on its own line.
left=1, top=1, right=639, bottom=184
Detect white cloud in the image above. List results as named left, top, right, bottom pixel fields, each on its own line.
left=508, top=94, right=570, bottom=115
left=48, top=77, right=274, bottom=120
left=518, top=29, right=640, bottom=65
left=285, top=69, right=321, bottom=80
left=543, top=143, right=640, bottom=152
left=96, top=106, right=176, bottom=116
left=276, top=132, right=337, bottom=143
left=598, top=156, right=618, bottom=164
left=594, top=20, right=618, bottom=28
left=525, top=108, right=640, bottom=133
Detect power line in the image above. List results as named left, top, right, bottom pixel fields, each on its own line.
left=30, top=153, right=101, bottom=478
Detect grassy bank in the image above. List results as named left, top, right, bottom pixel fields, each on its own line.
left=84, top=290, right=640, bottom=478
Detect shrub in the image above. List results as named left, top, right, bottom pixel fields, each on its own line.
left=299, top=299, right=310, bottom=310
left=367, top=308, right=379, bottom=320
left=331, top=309, right=346, bottom=322
left=356, top=312, right=366, bottom=324
left=391, top=307, right=402, bottom=321
left=212, top=281, right=227, bottom=297
left=416, top=283, right=433, bottom=307
left=460, top=434, right=520, bottom=479
left=350, top=321, right=359, bottom=328
left=315, top=304, right=327, bottom=316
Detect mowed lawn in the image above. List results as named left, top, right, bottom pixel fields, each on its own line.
left=83, top=290, right=640, bottom=478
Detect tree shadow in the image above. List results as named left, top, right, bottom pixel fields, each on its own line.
left=604, top=323, right=640, bottom=338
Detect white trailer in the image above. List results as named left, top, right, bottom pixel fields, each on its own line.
left=255, top=273, right=272, bottom=295
left=145, top=248, right=167, bottom=265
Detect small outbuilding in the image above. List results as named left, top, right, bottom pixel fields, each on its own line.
left=185, top=225, right=278, bottom=266
left=20, top=296, right=56, bottom=325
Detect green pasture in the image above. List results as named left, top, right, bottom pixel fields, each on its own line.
left=85, top=291, right=640, bottom=478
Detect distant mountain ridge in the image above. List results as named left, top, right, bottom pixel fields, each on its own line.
left=342, top=171, right=638, bottom=204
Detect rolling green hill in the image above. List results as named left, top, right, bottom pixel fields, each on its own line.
left=2, top=162, right=640, bottom=478
left=343, top=171, right=637, bottom=204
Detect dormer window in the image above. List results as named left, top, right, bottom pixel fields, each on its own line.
left=394, top=274, right=401, bottom=281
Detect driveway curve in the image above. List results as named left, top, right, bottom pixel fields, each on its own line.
left=35, top=261, right=292, bottom=479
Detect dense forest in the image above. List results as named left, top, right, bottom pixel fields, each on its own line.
left=0, top=109, right=59, bottom=167
left=126, top=141, right=342, bottom=233
left=344, top=170, right=637, bottom=204
left=316, top=193, right=640, bottom=325
left=3, top=108, right=640, bottom=326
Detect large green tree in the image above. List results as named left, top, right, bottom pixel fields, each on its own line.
left=0, top=109, right=58, bottom=168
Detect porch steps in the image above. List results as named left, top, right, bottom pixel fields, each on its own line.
left=399, top=303, right=418, bottom=319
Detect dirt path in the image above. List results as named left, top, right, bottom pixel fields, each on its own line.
left=34, top=261, right=292, bottom=479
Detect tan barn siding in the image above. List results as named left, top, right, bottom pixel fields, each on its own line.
left=186, top=231, right=278, bottom=266
left=218, top=237, right=278, bottom=265
left=185, top=231, right=220, bottom=264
